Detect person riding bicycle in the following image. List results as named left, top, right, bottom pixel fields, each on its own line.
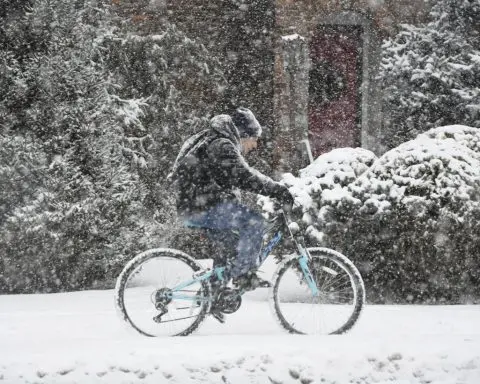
left=170, top=107, right=294, bottom=296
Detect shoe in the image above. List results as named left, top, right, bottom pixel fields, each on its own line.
left=209, top=283, right=228, bottom=324
left=233, top=271, right=272, bottom=291
left=210, top=309, right=226, bottom=323
left=194, top=271, right=225, bottom=305
left=194, top=287, right=226, bottom=323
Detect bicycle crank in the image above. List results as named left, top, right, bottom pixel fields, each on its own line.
left=214, top=288, right=242, bottom=314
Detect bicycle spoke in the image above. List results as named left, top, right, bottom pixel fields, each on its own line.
left=272, top=251, right=363, bottom=335
left=116, top=251, right=211, bottom=337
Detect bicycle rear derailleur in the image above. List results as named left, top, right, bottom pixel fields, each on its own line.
left=152, top=288, right=171, bottom=323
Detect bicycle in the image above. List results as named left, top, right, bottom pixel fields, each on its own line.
left=114, top=209, right=365, bottom=337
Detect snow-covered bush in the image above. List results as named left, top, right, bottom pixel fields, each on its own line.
left=258, top=148, right=377, bottom=257
left=315, top=126, right=480, bottom=303
left=260, top=147, right=376, bottom=214
left=420, top=124, right=480, bottom=153
left=379, top=0, right=480, bottom=149
left=261, top=126, right=480, bottom=303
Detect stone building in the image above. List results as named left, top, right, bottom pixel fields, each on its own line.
left=114, top=0, right=429, bottom=172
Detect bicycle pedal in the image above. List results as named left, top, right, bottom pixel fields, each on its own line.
left=210, top=310, right=226, bottom=324
left=257, top=280, right=272, bottom=288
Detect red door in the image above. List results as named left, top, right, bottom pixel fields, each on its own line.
left=308, top=25, right=363, bottom=158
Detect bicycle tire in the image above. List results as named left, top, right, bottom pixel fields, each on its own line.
left=270, top=247, right=365, bottom=335
left=115, top=248, right=212, bottom=337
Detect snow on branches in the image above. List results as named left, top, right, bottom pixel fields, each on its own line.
left=379, top=0, right=480, bottom=149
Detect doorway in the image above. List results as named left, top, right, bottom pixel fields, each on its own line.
left=308, top=25, right=363, bottom=157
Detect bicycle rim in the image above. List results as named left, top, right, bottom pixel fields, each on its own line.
left=115, top=249, right=211, bottom=337
left=271, top=248, right=364, bottom=335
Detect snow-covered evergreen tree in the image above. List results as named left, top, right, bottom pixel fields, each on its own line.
left=0, top=0, right=148, bottom=292
left=0, top=0, right=225, bottom=293
left=103, top=28, right=226, bottom=221
left=379, top=0, right=480, bottom=149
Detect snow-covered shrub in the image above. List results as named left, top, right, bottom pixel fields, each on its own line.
left=420, top=124, right=480, bottom=153
left=261, top=126, right=480, bottom=303
left=316, top=126, right=480, bottom=303
left=258, top=148, right=377, bottom=258
left=379, top=0, right=480, bottom=149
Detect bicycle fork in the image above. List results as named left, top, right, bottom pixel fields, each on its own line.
left=296, top=243, right=320, bottom=297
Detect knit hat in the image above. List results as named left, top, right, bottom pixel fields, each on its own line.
left=231, top=107, right=262, bottom=138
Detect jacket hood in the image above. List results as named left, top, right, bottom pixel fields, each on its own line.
left=209, top=114, right=241, bottom=148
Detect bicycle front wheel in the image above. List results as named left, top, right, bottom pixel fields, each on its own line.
left=115, top=248, right=212, bottom=337
left=270, top=248, right=365, bottom=335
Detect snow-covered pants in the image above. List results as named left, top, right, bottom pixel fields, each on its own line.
left=183, top=202, right=265, bottom=278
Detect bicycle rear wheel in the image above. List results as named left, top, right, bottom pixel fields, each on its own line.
left=270, top=248, right=365, bottom=335
left=115, top=248, right=212, bottom=337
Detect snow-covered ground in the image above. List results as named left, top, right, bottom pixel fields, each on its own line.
left=1, top=277, right=479, bottom=384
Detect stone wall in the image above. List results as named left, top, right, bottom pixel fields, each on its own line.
left=272, top=34, right=311, bottom=172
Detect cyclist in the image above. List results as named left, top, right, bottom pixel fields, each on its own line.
left=170, top=108, right=294, bottom=301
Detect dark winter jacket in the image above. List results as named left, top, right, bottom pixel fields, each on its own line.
left=170, top=114, right=288, bottom=215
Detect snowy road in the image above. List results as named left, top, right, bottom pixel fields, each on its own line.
left=1, top=288, right=479, bottom=384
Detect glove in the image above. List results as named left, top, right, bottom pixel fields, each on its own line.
left=274, top=185, right=295, bottom=209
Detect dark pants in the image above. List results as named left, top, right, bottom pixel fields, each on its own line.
left=183, top=203, right=265, bottom=278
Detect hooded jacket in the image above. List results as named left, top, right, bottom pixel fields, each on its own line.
left=171, top=114, right=287, bottom=215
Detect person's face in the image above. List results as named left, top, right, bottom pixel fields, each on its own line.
left=240, top=137, right=258, bottom=154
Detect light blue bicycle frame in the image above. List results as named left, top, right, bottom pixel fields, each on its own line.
left=167, top=215, right=319, bottom=302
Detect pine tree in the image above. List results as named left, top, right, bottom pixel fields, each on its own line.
left=379, top=0, right=480, bottom=149
left=0, top=0, right=149, bottom=292
left=0, top=0, right=226, bottom=292
left=103, top=25, right=226, bottom=221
